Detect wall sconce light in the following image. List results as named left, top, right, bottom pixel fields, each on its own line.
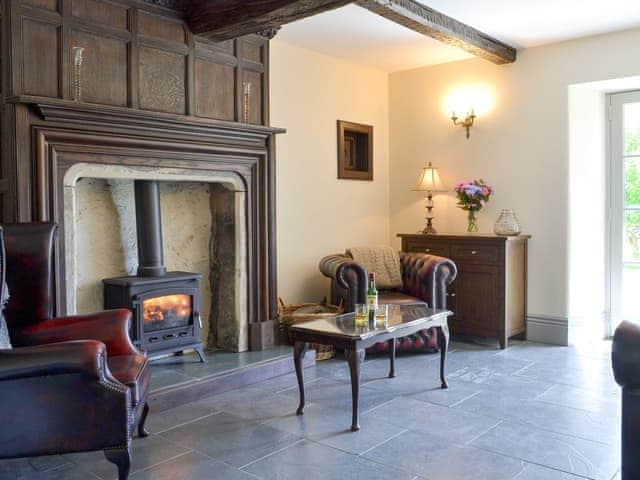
left=451, top=109, right=476, bottom=139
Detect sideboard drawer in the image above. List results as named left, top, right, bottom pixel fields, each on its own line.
left=451, top=244, right=500, bottom=265
left=403, top=239, right=450, bottom=257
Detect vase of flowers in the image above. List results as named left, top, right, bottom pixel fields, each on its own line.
left=454, top=179, right=493, bottom=233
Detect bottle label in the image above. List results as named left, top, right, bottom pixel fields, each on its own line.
left=366, top=294, right=378, bottom=311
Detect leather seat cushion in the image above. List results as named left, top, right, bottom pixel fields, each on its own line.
left=368, top=327, right=438, bottom=354
left=107, top=354, right=150, bottom=407
left=379, top=291, right=421, bottom=304
left=369, top=295, right=438, bottom=354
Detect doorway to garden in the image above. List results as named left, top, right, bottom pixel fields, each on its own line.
left=608, top=90, right=640, bottom=334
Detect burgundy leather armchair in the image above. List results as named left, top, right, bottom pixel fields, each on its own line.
left=0, top=223, right=151, bottom=480
left=319, top=251, right=457, bottom=352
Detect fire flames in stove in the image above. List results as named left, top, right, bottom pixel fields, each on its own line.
left=142, top=294, right=192, bottom=331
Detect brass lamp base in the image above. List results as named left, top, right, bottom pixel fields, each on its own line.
left=421, top=223, right=437, bottom=235
left=420, top=192, right=438, bottom=235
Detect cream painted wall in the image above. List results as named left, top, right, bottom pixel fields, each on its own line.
left=567, top=85, right=606, bottom=341
left=388, top=28, right=640, bottom=325
left=270, top=40, right=390, bottom=304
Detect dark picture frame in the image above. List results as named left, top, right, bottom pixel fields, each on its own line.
left=337, top=120, right=373, bottom=181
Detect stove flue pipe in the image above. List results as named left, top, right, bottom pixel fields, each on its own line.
left=134, top=180, right=166, bottom=277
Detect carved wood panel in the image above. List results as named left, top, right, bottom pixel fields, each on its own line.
left=139, top=46, right=186, bottom=114
left=71, top=0, right=128, bottom=29
left=7, top=0, right=269, bottom=124
left=242, top=69, right=263, bottom=125
left=22, top=0, right=58, bottom=12
left=70, top=29, right=128, bottom=106
left=22, top=18, right=60, bottom=97
left=195, top=58, right=235, bottom=120
left=138, top=10, right=185, bottom=44
left=214, top=39, right=234, bottom=55
left=241, top=40, right=262, bottom=64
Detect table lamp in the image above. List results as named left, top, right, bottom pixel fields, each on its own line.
left=412, top=162, right=447, bottom=234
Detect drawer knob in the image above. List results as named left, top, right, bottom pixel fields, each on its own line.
left=471, top=250, right=478, bottom=255
left=450, top=293, right=456, bottom=297
left=425, top=248, right=431, bottom=253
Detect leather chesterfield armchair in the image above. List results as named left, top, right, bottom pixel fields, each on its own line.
left=319, top=251, right=456, bottom=352
left=612, top=320, right=640, bottom=480
left=0, top=223, right=151, bottom=480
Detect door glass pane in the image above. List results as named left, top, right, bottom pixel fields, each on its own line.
left=622, top=101, right=640, bottom=322
left=625, top=157, right=640, bottom=207
left=142, top=294, right=192, bottom=332
left=622, top=266, right=640, bottom=321
left=623, top=210, right=640, bottom=262
left=625, top=103, right=640, bottom=156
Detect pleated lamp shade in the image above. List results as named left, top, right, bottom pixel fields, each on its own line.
left=412, top=162, right=447, bottom=192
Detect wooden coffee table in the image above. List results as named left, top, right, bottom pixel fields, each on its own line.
left=290, top=303, right=452, bottom=431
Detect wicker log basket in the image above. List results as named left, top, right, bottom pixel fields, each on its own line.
left=278, top=298, right=343, bottom=361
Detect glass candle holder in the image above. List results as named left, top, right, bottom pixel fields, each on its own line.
left=242, top=82, right=252, bottom=123
left=71, top=46, right=85, bottom=102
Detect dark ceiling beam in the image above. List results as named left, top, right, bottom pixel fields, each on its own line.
left=187, top=0, right=355, bottom=41
left=356, top=0, right=516, bottom=64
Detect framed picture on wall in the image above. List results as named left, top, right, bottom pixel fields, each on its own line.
left=337, top=120, right=373, bottom=180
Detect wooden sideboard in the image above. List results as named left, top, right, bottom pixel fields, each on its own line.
left=398, top=233, right=530, bottom=349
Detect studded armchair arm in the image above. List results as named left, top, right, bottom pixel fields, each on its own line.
left=319, top=254, right=367, bottom=313
left=0, top=340, right=108, bottom=381
left=0, top=340, right=131, bottom=459
left=612, top=321, right=640, bottom=480
left=399, top=253, right=457, bottom=309
left=12, top=309, right=141, bottom=357
left=613, top=321, right=640, bottom=389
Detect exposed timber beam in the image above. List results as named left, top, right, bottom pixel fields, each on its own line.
left=187, top=0, right=355, bottom=41
left=356, top=0, right=516, bottom=64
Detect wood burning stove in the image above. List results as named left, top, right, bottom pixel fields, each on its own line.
left=103, top=180, right=206, bottom=362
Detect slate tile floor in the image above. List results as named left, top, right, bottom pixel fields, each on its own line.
left=0, top=340, right=621, bottom=480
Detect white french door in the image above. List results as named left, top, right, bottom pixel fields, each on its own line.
left=609, top=90, right=640, bottom=334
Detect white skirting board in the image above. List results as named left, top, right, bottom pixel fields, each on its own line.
left=526, top=315, right=569, bottom=346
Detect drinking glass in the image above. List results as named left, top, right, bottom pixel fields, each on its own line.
left=375, top=304, right=389, bottom=328
left=354, top=303, right=368, bottom=323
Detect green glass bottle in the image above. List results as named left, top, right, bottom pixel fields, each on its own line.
left=366, top=272, right=378, bottom=323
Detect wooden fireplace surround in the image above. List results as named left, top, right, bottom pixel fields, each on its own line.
left=2, top=98, right=283, bottom=350
left=0, top=0, right=285, bottom=350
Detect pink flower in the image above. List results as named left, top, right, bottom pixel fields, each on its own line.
left=481, top=187, right=489, bottom=196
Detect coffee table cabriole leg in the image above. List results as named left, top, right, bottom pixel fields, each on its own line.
left=438, top=324, right=450, bottom=389
left=345, top=348, right=365, bottom=431
left=294, top=341, right=308, bottom=415
left=388, top=338, right=396, bottom=378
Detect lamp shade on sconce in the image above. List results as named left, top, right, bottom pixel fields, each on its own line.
left=413, top=162, right=447, bottom=192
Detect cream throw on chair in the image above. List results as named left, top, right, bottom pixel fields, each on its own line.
left=346, top=246, right=403, bottom=290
